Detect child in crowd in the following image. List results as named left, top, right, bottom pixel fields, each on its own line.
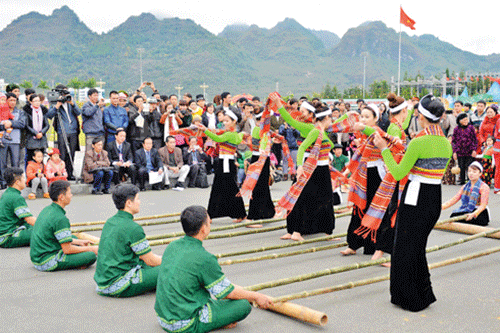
left=0, top=93, right=14, bottom=146
left=478, top=136, right=495, bottom=187
left=45, top=148, right=68, bottom=185
left=442, top=161, right=490, bottom=226
left=26, top=150, right=49, bottom=199
left=442, top=134, right=456, bottom=185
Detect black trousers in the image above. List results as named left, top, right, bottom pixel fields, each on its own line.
left=457, top=155, right=474, bottom=185
left=113, top=165, right=137, bottom=185
left=57, top=133, right=79, bottom=178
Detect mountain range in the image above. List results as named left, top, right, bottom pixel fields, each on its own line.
left=1, top=6, right=499, bottom=98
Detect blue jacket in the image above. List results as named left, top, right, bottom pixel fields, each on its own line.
left=81, top=101, right=105, bottom=136
left=1, top=108, right=26, bottom=144
left=47, top=103, right=81, bottom=135
left=103, top=104, right=128, bottom=135
left=279, top=124, right=300, bottom=150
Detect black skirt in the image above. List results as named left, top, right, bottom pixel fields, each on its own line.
left=450, top=209, right=489, bottom=226
left=286, top=165, right=334, bottom=235
left=247, top=156, right=275, bottom=220
left=207, top=158, right=246, bottom=219
left=390, top=181, right=440, bottom=312
left=346, top=167, right=381, bottom=254
left=375, top=181, right=399, bottom=254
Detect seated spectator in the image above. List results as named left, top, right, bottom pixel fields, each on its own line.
left=103, top=91, right=129, bottom=144
left=82, top=137, right=114, bottom=195
left=159, top=136, right=189, bottom=191
left=45, top=148, right=68, bottom=185
left=94, top=184, right=161, bottom=297
left=107, top=129, right=137, bottom=186
left=332, top=143, right=349, bottom=172
left=442, top=162, right=490, bottom=226
left=25, top=94, right=49, bottom=163
left=26, top=150, right=49, bottom=200
left=0, top=167, right=37, bottom=248
left=183, top=136, right=208, bottom=188
left=177, top=100, right=192, bottom=128
left=30, top=180, right=98, bottom=271
left=135, top=137, right=163, bottom=191
left=201, top=103, right=218, bottom=130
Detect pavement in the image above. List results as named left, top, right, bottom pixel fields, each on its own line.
left=1, top=180, right=499, bottom=333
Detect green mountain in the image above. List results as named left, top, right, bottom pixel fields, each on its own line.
left=0, top=6, right=497, bottom=98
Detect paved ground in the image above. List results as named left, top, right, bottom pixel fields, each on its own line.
left=1, top=181, right=499, bottom=332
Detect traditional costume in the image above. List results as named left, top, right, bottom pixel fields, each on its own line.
left=381, top=98, right=452, bottom=312
left=0, top=187, right=33, bottom=248
left=94, top=210, right=159, bottom=297
left=479, top=144, right=494, bottom=186
left=30, top=203, right=96, bottom=271
left=155, top=236, right=251, bottom=333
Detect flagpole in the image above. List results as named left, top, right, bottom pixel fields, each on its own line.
left=398, top=18, right=402, bottom=95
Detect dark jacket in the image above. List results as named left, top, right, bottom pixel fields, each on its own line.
left=106, top=141, right=134, bottom=165
left=135, top=148, right=163, bottom=172
left=279, top=124, right=300, bottom=150
left=183, top=148, right=207, bottom=166
left=46, top=102, right=82, bottom=136
left=452, top=124, right=478, bottom=157
left=24, top=105, right=50, bottom=150
left=201, top=112, right=219, bottom=129
left=127, top=106, right=163, bottom=141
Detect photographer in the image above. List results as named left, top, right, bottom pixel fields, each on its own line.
left=47, top=85, right=81, bottom=181
left=82, top=88, right=106, bottom=152
left=183, top=136, right=208, bottom=188
left=176, top=100, right=192, bottom=128
left=127, top=96, right=163, bottom=151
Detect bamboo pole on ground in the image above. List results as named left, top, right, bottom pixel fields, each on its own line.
left=434, top=221, right=500, bottom=239
left=74, top=232, right=101, bottom=244
left=69, top=202, right=352, bottom=227
left=272, top=244, right=500, bottom=303
left=245, top=226, right=500, bottom=292
left=264, top=300, right=328, bottom=326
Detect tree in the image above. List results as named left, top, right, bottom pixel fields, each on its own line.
left=19, top=80, right=33, bottom=89
left=37, top=80, right=50, bottom=90
left=83, top=77, right=97, bottom=88
left=67, top=77, right=83, bottom=89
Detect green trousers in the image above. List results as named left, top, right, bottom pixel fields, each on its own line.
left=186, top=299, right=252, bottom=333
left=53, top=251, right=97, bottom=271
left=0, top=224, right=32, bottom=248
left=117, top=263, right=160, bottom=298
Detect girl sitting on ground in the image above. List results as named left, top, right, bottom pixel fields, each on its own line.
left=441, top=161, right=490, bottom=226
left=26, top=150, right=49, bottom=199
left=45, top=148, right=68, bottom=185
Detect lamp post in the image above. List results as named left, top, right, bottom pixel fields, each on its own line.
left=200, top=83, right=209, bottom=99
left=137, top=48, right=145, bottom=84
left=175, top=85, right=183, bottom=99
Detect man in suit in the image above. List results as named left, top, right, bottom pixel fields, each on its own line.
left=158, top=136, right=189, bottom=191
left=135, top=137, right=163, bottom=191
left=107, top=129, right=137, bottom=186
left=183, top=136, right=208, bottom=188
left=82, top=137, right=113, bottom=195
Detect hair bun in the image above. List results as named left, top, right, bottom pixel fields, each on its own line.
left=387, top=93, right=397, bottom=102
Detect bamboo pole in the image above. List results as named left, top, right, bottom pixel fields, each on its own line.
left=220, top=241, right=348, bottom=266
left=434, top=221, right=500, bottom=239
left=264, top=300, right=328, bottom=326
left=272, top=244, right=500, bottom=303
left=74, top=232, right=100, bottom=244
left=245, top=226, right=500, bottom=292
left=69, top=202, right=352, bottom=227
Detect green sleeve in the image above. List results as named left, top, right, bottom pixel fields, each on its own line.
left=277, top=107, right=313, bottom=138
left=54, top=216, right=72, bottom=244
left=401, top=108, right=414, bottom=131
left=386, top=123, right=402, bottom=138
left=129, top=224, right=151, bottom=256
left=204, top=130, right=243, bottom=145
left=13, top=196, right=33, bottom=219
left=297, top=128, right=320, bottom=166
left=202, top=254, right=235, bottom=299
left=362, top=126, right=376, bottom=136
left=334, top=113, right=348, bottom=124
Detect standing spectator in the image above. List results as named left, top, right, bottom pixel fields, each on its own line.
left=147, top=98, right=164, bottom=149
left=478, top=104, right=499, bottom=148
left=201, top=103, right=218, bottom=130
left=135, top=137, right=164, bottom=191
left=82, top=137, right=113, bottom=195
left=216, top=92, right=237, bottom=114
left=470, top=100, right=487, bottom=129
left=118, top=92, right=129, bottom=110
left=158, top=136, right=189, bottom=191
left=177, top=101, right=192, bottom=128
left=0, top=93, right=26, bottom=189
left=183, top=93, right=192, bottom=104
left=183, top=136, right=208, bottom=188
left=239, top=103, right=255, bottom=135
left=6, top=84, right=24, bottom=109
left=213, top=94, right=222, bottom=107
left=26, top=150, right=49, bottom=200
left=377, top=102, right=390, bottom=132
left=159, top=102, right=182, bottom=141
left=45, top=148, right=68, bottom=185
left=107, top=129, right=137, bottom=186
left=452, top=113, right=478, bottom=185
left=188, top=99, right=203, bottom=118
left=82, top=88, right=106, bottom=152
left=169, top=94, right=179, bottom=111
left=252, top=96, right=261, bottom=107
left=279, top=121, right=300, bottom=181
left=46, top=85, right=81, bottom=181
left=25, top=94, right=49, bottom=164
left=408, top=105, right=423, bottom=139
left=196, top=94, right=206, bottom=112
left=103, top=91, right=129, bottom=145
left=127, top=94, right=146, bottom=152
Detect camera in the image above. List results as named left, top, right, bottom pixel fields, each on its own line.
left=147, top=98, right=159, bottom=104
left=47, top=88, right=71, bottom=105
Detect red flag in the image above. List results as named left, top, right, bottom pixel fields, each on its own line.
left=400, top=7, right=416, bottom=30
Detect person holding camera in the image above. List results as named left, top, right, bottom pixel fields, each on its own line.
left=127, top=95, right=163, bottom=151
left=82, top=88, right=106, bottom=152
left=47, top=85, right=81, bottom=181
left=103, top=91, right=129, bottom=145
left=176, top=100, right=192, bottom=128
left=82, top=137, right=114, bottom=195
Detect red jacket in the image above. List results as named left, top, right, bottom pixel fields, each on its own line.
left=478, top=114, right=500, bottom=146
left=26, top=161, right=45, bottom=185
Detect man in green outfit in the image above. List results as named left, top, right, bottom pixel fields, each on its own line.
left=30, top=180, right=98, bottom=271
left=0, top=167, right=37, bottom=248
left=94, top=184, right=162, bottom=297
left=155, top=205, right=272, bottom=333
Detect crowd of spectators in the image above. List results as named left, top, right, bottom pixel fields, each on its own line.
left=0, top=81, right=498, bottom=197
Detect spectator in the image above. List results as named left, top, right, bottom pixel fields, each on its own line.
left=236, top=97, right=248, bottom=112
left=25, top=94, right=49, bottom=164
left=26, top=150, right=49, bottom=200
left=107, top=129, right=137, bottom=186
left=169, top=94, right=179, bottom=111
left=127, top=94, right=146, bottom=151
left=0, top=93, right=26, bottom=189
left=0, top=93, right=13, bottom=145
left=356, top=99, right=365, bottom=111
left=46, top=85, right=81, bottom=181
left=213, top=94, right=222, bottom=107
left=103, top=90, right=129, bottom=145
left=201, top=103, right=218, bottom=130
left=146, top=98, right=164, bottom=149
left=82, top=88, right=106, bottom=152
left=216, top=110, right=225, bottom=129
left=239, top=103, right=255, bottom=135
left=118, top=92, right=129, bottom=110
left=377, top=102, right=390, bottom=132
left=470, top=100, right=487, bottom=128
left=189, top=99, right=203, bottom=118
left=464, top=103, right=472, bottom=115
left=177, top=100, right=192, bottom=128
left=442, top=134, right=456, bottom=186
left=159, top=136, right=189, bottom=191
left=279, top=121, right=300, bottom=181
left=235, top=149, right=247, bottom=188
left=159, top=102, right=182, bottom=140
left=287, top=98, right=298, bottom=113
left=452, top=113, right=478, bottom=185
left=408, top=104, right=423, bottom=139
left=135, top=137, right=163, bottom=191
left=478, top=104, right=499, bottom=148
left=216, top=92, right=237, bottom=114
left=183, top=136, right=208, bottom=188
left=196, top=94, right=206, bottom=112
left=252, top=96, right=261, bottom=106
left=6, top=84, right=24, bottom=109
left=82, top=137, right=113, bottom=195
left=45, top=148, right=68, bottom=185
left=332, top=143, right=349, bottom=172
left=183, top=93, right=192, bottom=104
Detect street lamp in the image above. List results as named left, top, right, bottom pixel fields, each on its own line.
left=200, top=83, right=209, bottom=99
left=137, top=48, right=145, bottom=84
left=175, top=84, right=183, bottom=99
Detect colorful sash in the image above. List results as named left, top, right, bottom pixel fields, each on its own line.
left=454, top=179, right=483, bottom=214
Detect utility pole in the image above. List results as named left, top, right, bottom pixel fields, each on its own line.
left=362, top=54, right=367, bottom=99
left=200, top=83, right=209, bottom=99
left=175, top=84, right=183, bottom=99
left=137, top=48, right=145, bottom=84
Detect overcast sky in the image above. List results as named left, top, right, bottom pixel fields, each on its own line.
left=1, top=0, right=498, bottom=56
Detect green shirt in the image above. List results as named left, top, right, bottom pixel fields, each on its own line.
left=30, top=203, right=72, bottom=269
left=155, top=236, right=235, bottom=332
left=0, top=187, right=33, bottom=237
left=204, top=130, right=243, bottom=145
left=332, top=154, right=349, bottom=171
left=94, top=210, right=152, bottom=295
left=297, top=128, right=333, bottom=166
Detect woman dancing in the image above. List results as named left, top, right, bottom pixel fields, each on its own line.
left=373, top=94, right=452, bottom=312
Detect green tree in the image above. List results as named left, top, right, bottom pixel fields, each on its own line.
left=445, top=68, right=450, bottom=78
left=83, top=77, right=97, bottom=88
left=20, top=80, right=33, bottom=89
left=37, top=80, right=50, bottom=90
left=67, top=77, right=83, bottom=89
